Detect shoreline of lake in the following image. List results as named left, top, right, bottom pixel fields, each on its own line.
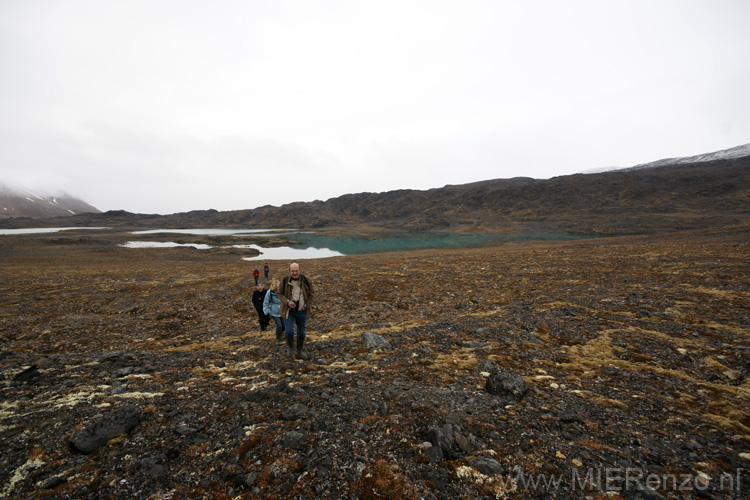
left=1, top=226, right=597, bottom=259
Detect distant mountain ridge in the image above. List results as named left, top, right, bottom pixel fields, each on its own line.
left=0, top=184, right=101, bottom=219
left=2, top=143, right=749, bottom=236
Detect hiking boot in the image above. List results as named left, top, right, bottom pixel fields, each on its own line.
left=295, top=338, right=307, bottom=359
left=286, top=338, right=295, bottom=357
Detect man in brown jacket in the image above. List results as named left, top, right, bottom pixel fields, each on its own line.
left=278, top=262, right=315, bottom=358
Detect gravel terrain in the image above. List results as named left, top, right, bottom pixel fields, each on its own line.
left=1, top=226, right=749, bottom=499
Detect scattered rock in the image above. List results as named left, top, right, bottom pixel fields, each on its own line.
left=469, top=455, right=504, bottom=476
left=282, top=430, right=307, bottom=448
left=140, top=454, right=169, bottom=476
left=281, top=403, right=308, bottom=421
left=13, top=365, right=40, bottom=384
left=463, top=341, right=490, bottom=348
left=115, top=366, right=135, bottom=377
left=424, top=445, right=444, bottom=464
left=454, top=430, right=477, bottom=454
left=361, top=332, right=393, bottom=351
left=526, top=333, right=545, bottom=344
left=379, top=401, right=389, bottom=417
left=40, top=474, right=68, bottom=490
left=98, top=351, right=136, bottom=364
left=424, top=467, right=451, bottom=489
left=653, top=312, right=677, bottom=319
left=70, top=405, right=142, bottom=454
left=230, top=471, right=259, bottom=489
left=175, top=426, right=199, bottom=436
left=485, top=368, right=528, bottom=400
left=559, top=409, right=584, bottom=424
left=425, top=425, right=459, bottom=459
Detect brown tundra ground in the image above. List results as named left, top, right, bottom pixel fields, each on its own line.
left=0, top=225, right=748, bottom=500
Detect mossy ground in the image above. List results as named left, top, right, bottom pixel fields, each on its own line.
left=0, top=225, right=748, bottom=499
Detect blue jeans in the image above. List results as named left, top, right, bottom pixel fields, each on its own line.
left=272, top=316, right=285, bottom=338
left=284, top=309, right=307, bottom=343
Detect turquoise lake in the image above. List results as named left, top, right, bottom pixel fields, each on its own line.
left=286, top=232, right=592, bottom=256
left=1, top=227, right=592, bottom=259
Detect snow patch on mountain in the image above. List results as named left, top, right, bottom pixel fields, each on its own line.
left=630, top=143, right=750, bottom=170
left=578, top=165, right=625, bottom=174
left=579, top=143, right=750, bottom=175
left=0, top=182, right=100, bottom=219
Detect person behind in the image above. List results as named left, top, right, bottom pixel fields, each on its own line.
left=263, top=279, right=285, bottom=345
left=251, top=283, right=270, bottom=331
left=278, top=262, right=314, bottom=359
left=253, top=268, right=261, bottom=285
left=263, top=263, right=270, bottom=278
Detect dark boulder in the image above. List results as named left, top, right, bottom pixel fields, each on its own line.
left=469, top=455, right=504, bottom=476
left=70, top=405, right=142, bottom=454
left=281, top=403, right=308, bottom=421
left=486, top=368, right=528, bottom=400
left=13, top=365, right=41, bottom=385
left=282, top=430, right=307, bottom=449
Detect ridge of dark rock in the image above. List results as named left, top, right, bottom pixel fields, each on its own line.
left=3, top=155, right=748, bottom=235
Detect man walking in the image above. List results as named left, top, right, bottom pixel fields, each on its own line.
left=279, top=262, right=315, bottom=359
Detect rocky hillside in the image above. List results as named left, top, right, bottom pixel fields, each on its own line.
left=3, top=152, right=749, bottom=236
left=0, top=184, right=100, bottom=219
left=248, top=155, right=750, bottom=234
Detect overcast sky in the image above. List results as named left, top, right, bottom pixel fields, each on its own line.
left=1, top=1, right=749, bottom=215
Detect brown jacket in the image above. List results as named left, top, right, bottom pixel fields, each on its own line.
left=278, top=274, right=314, bottom=319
